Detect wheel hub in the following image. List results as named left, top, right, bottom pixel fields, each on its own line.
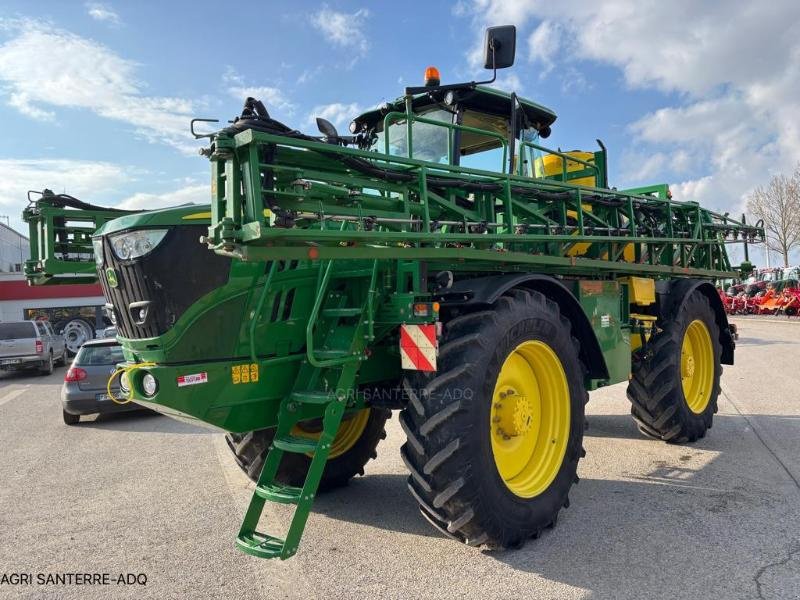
left=682, top=354, right=696, bottom=378
left=492, top=389, right=534, bottom=438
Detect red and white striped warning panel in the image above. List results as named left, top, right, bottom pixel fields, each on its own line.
left=400, top=324, right=437, bottom=372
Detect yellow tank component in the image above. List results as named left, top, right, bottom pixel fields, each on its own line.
left=629, top=313, right=658, bottom=352
left=623, top=277, right=656, bottom=306
left=566, top=204, right=593, bottom=257
left=600, top=243, right=637, bottom=262
left=537, top=151, right=597, bottom=187
left=534, top=151, right=598, bottom=256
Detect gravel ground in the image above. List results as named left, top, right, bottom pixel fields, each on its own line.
left=0, top=317, right=798, bottom=600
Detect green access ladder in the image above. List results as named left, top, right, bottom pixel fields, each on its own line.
left=236, top=259, right=377, bottom=559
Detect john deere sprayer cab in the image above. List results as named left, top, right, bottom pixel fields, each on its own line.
left=24, top=26, right=764, bottom=559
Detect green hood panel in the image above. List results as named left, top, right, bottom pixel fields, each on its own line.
left=95, top=204, right=211, bottom=237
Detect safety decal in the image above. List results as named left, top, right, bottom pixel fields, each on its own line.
left=177, top=372, right=208, bottom=387
left=232, top=363, right=259, bottom=384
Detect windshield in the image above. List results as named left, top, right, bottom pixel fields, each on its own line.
left=75, top=344, right=124, bottom=366
left=371, top=108, right=452, bottom=163
left=0, top=322, right=36, bottom=340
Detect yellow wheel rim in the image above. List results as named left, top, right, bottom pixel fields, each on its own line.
left=292, top=409, right=370, bottom=459
left=490, top=340, right=571, bottom=498
left=681, top=320, right=714, bottom=414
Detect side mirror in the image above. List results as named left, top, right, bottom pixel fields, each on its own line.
left=316, top=117, right=339, bottom=140
left=484, top=25, right=516, bottom=69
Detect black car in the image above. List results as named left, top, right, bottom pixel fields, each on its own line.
left=60, top=339, right=143, bottom=424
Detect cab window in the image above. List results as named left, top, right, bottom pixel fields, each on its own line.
left=371, top=108, right=453, bottom=163
left=457, top=110, right=509, bottom=173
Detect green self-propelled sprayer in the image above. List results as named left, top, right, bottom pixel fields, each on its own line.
left=23, top=26, right=764, bottom=559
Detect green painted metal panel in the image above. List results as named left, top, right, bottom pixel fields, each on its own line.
left=572, top=280, right=630, bottom=387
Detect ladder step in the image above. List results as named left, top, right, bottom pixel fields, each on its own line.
left=290, top=390, right=334, bottom=405
left=254, top=482, right=303, bottom=504
left=322, top=307, right=362, bottom=318
left=236, top=531, right=286, bottom=559
left=273, top=435, right=318, bottom=454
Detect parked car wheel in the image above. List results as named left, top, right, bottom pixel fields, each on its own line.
left=39, top=352, right=54, bottom=375
left=62, top=409, right=80, bottom=425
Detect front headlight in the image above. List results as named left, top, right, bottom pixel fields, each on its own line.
left=109, top=229, right=168, bottom=261
left=92, top=238, right=104, bottom=266
left=142, top=373, right=158, bottom=397
left=119, top=372, right=130, bottom=394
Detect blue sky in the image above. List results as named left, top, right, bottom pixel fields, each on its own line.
left=1, top=0, right=798, bottom=264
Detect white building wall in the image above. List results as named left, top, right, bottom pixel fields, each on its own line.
left=0, top=296, right=105, bottom=322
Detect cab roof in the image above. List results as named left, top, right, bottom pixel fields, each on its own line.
left=352, top=85, right=557, bottom=133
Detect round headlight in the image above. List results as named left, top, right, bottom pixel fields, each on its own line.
left=111, top=235, right=134, bottom=260
left=142, top=373, right=158, bottom=397
left=133, top=236, right=154, bottom=256
left=119, top=372, right=130, bottom=394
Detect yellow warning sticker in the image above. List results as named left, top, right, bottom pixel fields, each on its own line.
left=231, top=363, right=259, bottom=384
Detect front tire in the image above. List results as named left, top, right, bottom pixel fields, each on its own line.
left=225, top=407, right=390, bottom=491
left=628, top=289, right=722, bottom=442
left=400, top=289, right=587, bottom=548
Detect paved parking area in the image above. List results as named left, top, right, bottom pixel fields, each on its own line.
left=0, top=317, right=798, bottom=599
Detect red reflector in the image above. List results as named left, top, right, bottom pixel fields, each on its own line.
left=64, top=367, right=87, bottom=382
left=35, top=340, right=43, bottom=353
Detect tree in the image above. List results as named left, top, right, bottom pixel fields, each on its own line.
left=747, top=167, right=800, bottom=267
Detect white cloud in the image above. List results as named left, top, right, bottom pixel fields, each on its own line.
left=311, top=6, right=370, bottom=55
left=457, top=0, right=800, bottom=219
left=222, top=67, right=294, bottom=113
left=0, top=158, right=133, bottom=232
left=119, top=184, right=208, bottom=210
left=0, top=20, right=199, bottom=154
left=528, top=21, right=561, bottom=74
left=85, top=2, right=121, bottom=25
left=489, top=72, right=524, bottom=94
left=306, top=102, right=363, bottom=132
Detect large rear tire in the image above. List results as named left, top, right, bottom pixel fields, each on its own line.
left=225, top=407, right=390, bottom=491
left=627, top=289, right=722, bottom=442
left=400, top=289, right=586, bottom=548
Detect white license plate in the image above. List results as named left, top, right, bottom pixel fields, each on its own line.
left=1, top=359, right=21, bottom=365
left=96, top=393, right=112, bottom=401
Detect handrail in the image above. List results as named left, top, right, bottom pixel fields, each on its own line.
left=305, top=259, right=338, bottom=368
left=366, top=259, right=379, bottom=342
left=249, top=260, right=278, bottom=364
